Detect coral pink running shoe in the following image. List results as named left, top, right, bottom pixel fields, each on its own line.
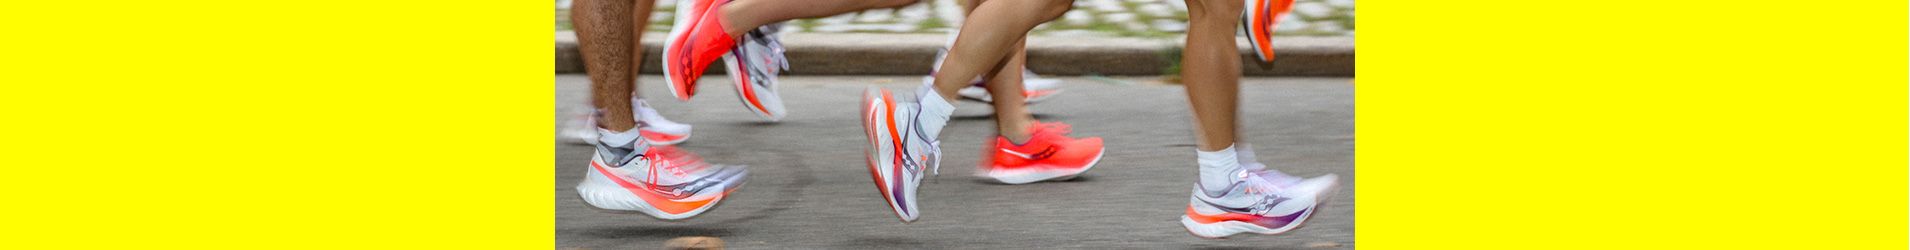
left=1242, top=0, right=1297, bottom=62
left=977, top=122, right=1105, bottom=184
left=661, top=0, right=739, bottom=100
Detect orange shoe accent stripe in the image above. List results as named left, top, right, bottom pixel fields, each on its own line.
left=863, top=92, right=899, bottom=211
left=1253, top=2, right=1275, bottom=59
left=590, top=161, right=720, bottom=215
left=640, top=130, right=686, bottom=143
left=1185, top=205, right=1265, bottom=224
left=735, top=59, right=770, bottom=114
left=881, top=90, right=907, bottom=191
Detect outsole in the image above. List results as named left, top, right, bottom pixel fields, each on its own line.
left=644, top=131, right=691, bottom=146
left=860, top=89, right=911, bottom=223
left=1242, top=0, right=1282, bottom=62
left=979, top=148, right=1104, bottom=184
left=660, top=0, right=693, bottom=100
left=576, top=164, right=733, bottom=221
left=1180, top=180, right=1340, bottom=239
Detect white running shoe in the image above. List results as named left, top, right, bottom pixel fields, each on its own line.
left=925, top=30, right=1064, bottom=104
left=576, top=126, right=746, bottom=220
left=634, top=100, right=693, bottom=145
left=722, top=23, right=790, bottom=121
left=1182, top=168, right=1339, bottom=238
left=560, top=99, right=694, bottom=145
left=860, top=87, right=948, bottom=222
left=561, top=111, right=599, bottom=145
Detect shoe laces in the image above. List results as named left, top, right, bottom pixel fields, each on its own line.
left=748, top=27, right=790, bottom=71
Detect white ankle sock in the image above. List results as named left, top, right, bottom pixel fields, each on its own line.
left=1198, top=144, right=1243, bottom=191
left=914, top=86, right=955, bottom=140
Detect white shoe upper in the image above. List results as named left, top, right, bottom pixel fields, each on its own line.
left=635, top=99, right=692, bottom=137
left=927, top=29, right=1064, bottom=104
left=561, top=99, right=692, bottom=145
left=724, top=23, right=789, bottom=121
left=863, top=88, right=948, bottom=222
left=1191, top=171, right=1337, bottom=219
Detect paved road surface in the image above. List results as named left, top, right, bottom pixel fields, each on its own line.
left=555, top=75, right=1354, bottom=249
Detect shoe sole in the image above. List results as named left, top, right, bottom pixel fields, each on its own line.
left=1180, top=181, right=1340, bottom=239
left=641, top=130, right=691, bottom=146
left=861, top=89, right=916, bottom=222
left=1242, top=0, right=1278, bottom=62
left=661, top=0, right=708, bottom=100
left=980, top=148, right=1104, bottom=184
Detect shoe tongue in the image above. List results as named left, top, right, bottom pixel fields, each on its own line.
left=595, top=130, right=650, bottom=167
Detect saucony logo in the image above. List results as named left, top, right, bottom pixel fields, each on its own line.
left=1000, top=146, right=1058, bottom=160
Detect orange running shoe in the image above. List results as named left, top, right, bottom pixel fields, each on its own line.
left=661, top=0, right=739, bottom=100
left=1242, top=0, right=1297, bottom=62
left=978, top=122, right=1105, bottom=184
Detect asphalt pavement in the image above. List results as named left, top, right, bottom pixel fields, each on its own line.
left=555, top=75, right=1355, bottom=249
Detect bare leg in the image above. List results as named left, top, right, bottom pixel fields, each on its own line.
left=721, top=0, right=920, bottom=36
left=628, top=0, right=655, bottom=96
left=1182, top=0, right=1243, bottom=151
left=573, top=0, right=640, bottom=131
left=987, top=41, right=1036, bottom=143
left=931, top=0, right=1072, bottom=101
left=960, top=0, right=1035, bottom=87
left=954, top=0, right=1038, bottom=143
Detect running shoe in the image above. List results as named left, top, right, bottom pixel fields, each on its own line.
left=561, top=112, right=598, bottom=145
left=560, top=100, right=693, bottom=145
left=860, top=88, right=945, bottom=222
left=925, top=30, right=1064, bottom=104
left=949, top=75, right=1062, bottom=104
left=634, top=100, right=693, bottom=145
left=978, top=122, right=1104, bottom=184
left=722, top=23, right=790, bottom=121
left=1182, top=169, right=1338, bottom=238
left=576, top=126, right=747, bottom=220
left=1241, top=0, right=1296, bottom=62
left=662, top=0, right=738, bottom=100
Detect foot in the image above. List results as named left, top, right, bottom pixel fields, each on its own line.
left=560, top=101, right=693, bottom=145
left=1182, top=169, right=1337, bottom=238
left=978, top=122, right=1105, bottom=184
left=722, top=23, right=790, bottom=121
left=860, top=87, right=945, bottom=222
left=1241, top=0, right=1297, bottom=62
left=662, top=0, right=740, bottom=100
left=575, top=127, right=746, bottom=220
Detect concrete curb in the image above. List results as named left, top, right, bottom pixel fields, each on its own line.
left=556, top=31, right=1351, bottom=76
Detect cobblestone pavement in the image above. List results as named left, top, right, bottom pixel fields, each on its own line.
left=557, top=0, right=1354, bottom=37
